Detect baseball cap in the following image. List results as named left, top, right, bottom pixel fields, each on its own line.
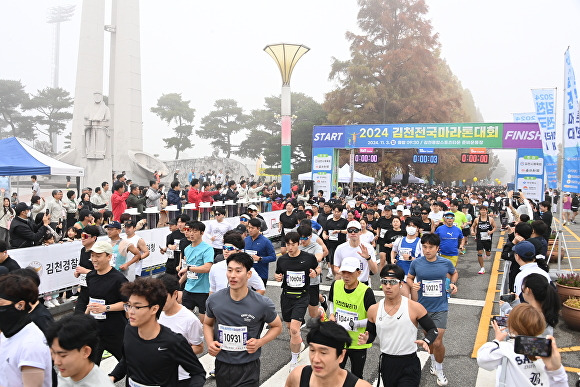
left=15, top=202, right=32, bottom=214
left=240, top=214, right=251, bottom=220
left=443, top=211, right=455, bottom=217
left=402, top=209, right=411, bottom=216
left=167, top=219, right=177, bottom=225
left=383, top=205, right=392, bottom=211
left=247, top=204, right=258, bottom=211
left=339, top=257, right=361, bottom=273
left=347, top=220, right=362, bottom=230
left=396, top=205, right=404, bottom=212
left=512, top=241, right=536, bottom=259
left=89, top=241, right=113, bottom=254
left=104, top=221, right=122, bottom=229
left=234, top=224, right=247, bottom=234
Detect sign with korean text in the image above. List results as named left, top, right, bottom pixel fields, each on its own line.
left=531, top=89, right=558, bottom=189
left=312, top=147, right=334, bottom=199
left=563, top=49, right=580, bottom=192
left=515, top=148, right=545, bottom=201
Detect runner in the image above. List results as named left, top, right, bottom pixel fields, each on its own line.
left=109, top=277, right=206, bottom=386
left=433, top=212, right=464, bottom=267
left=333, top=220, right=378, bottom=285
left=177, top=220, right=214, bottom=323
left=391, top=217, right=423, bottom=281
left=285, top=319, right=372, bottom=387
left=204, top=252, right=283, bottom=387
left=328, top=257, right=376, bottom=379
left=407, top=233, right=458, bottom=386
left=364, top=265, right=438, bottom=387
left=471, top=205, right=496, bottom=274
left=275, top=231, right=320, bottom=371
left=322, top=205, right=349, bottom=280
left=296, top=224, right=326, bottom=319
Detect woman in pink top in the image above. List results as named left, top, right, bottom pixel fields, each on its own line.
left=562, top=192, right=572, bottom=225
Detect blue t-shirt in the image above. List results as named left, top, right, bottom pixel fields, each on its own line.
left=183, top=241, right=214, bottom=293
left=409, top=256, right=456, bottom=312
left=434, top=224, right=463, bottom=256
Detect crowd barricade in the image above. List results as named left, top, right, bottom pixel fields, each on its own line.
left=10, top=210, right=284, bottom=294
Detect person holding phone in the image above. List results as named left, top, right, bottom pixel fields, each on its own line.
left=477, top=303, right=568, bottom=386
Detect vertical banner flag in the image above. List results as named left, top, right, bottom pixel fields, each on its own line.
left=564, top=49, right=580, bottom=192
left=512, top=113, right=537, bottom=123
left=531, top=89, right=558, bottom=188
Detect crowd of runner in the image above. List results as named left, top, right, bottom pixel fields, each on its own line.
left=0, top=173, right=572, bottom=386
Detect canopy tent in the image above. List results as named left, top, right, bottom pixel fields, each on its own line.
left=391, top=173, right=425, bottom=184
left=298, top=164, right=375, bottom=183
left=0, top=137, right=84, bottom=176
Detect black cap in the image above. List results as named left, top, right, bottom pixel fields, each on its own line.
left=234, top=224, right=247, bottom=234
left=15, top=202, right=32, bottom=214
left=168, top=219, right=177, bottom=225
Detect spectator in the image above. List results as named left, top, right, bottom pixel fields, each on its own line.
left=111, top=181, right=130, bottom=221
left=0, top=197, right=15, bottom=246
left=9, top=202, right=48, bottom=248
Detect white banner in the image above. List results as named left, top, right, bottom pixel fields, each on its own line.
left=10, top=210, right=284, bottom=294
left=531, top=89, right=558, bottom=188
left=563, top=49, right=580, bottom=192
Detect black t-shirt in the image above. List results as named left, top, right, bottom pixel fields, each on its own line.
left=110, top=324, right=206, bottom=386
left=30, top=304, right=54, bottom=337
left=419, top=218, right=433, bottom=233
left=279, top=211, right=298, bottom=230
left=80, top=268, right=128, bottom=335
left=165, top=230, right=186, bottom=274
left=0, top=256, right=21, bottom=272
left=78, top=247, right=94, bottom=271
left=324, top=217, right=349, bottom=245
left=376, top=216, right=393, bottom=240
left=316, top=212, right=331, bottom=230
left=384, top=229, right=406, bottom=249
left=276, top=251, right=318, bottom=296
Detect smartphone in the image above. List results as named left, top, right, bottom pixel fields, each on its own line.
left=514, top=335, right=552, bottom=357
left=490, top=315, right=508, bottom=327
left=500, top=294, right=516, bottom=303
left=45, top=209, right=50, bottom=215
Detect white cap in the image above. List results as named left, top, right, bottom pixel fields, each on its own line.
left=402, top=209, right=411, bottom=216
left=339, top=257, right=361, bottom=272
left=347, top=220, right=361, bottom=230
left=396, top=205, right=404, bottom=212
left=247, top=204, right=258, bottom=211
left=393, top=197, right=400, bottom=203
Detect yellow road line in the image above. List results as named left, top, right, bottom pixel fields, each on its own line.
left=565, top=367, right=580, bottom=373
left=559, top=346, right=580, bottom=352
left=471, top=235, right=504, bottom=358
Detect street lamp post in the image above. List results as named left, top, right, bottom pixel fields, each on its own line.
left=264, top=43, right=309, bottom=195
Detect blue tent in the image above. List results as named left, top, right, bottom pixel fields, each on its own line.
left=0, top=137, right=84, bottom=176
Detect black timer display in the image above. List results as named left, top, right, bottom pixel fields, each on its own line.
left=460, top=153, right=489, bottom=164
left=354, top=154, right=379, bottom=163
left=412, top=154, right=439, bottom=164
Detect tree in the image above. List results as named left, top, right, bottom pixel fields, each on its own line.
left=197, top=99, right=248, bottom=158
left=25, top=87, right=73, bottom=152
left=324, top=0, right=482, bottom=184
left=150, top=93, right=195, bottom=160
left=237, top=93, right=327, bottom=176
left=0, top=79, right=36, bottom=140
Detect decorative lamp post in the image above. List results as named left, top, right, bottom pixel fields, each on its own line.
left=264, top=43, right=309, bottom=195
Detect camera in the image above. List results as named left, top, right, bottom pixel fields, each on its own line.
left=514, top=335, right=552, bottom=357
left=500, top=294, right=516, bottom=303
left=490, top=315, right=508, bottom=327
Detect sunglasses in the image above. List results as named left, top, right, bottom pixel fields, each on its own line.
left=380, top=278, right=401, bottom=286
left=444, top=216, right=454, bottom=219
left=222, top=245, right=238, bottom=251
left=421, top=212, right=429, bottom=215
left=240, top=218, right=248, bottom=222
left=81, top=233, right=93, bottom=240
left=299, top=237, right=309, bottom=241
left=347, top=228, right=361, bottom=233
left=183, top=227, right=191, bottom=232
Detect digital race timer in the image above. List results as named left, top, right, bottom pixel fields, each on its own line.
left=460, top=153, right=489, bottom=164
left=412, top=154, right=439, bottom=164
left=354, top=154, right=379, bottom=163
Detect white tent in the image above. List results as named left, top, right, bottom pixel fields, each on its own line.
left=298, top=164, right=375, bottom=183
left=391, top=173, right=425, bottom=184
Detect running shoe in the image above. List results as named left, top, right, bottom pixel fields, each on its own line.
left=44, top=300, right=55, bottom=308
left=208, top=369, right=215, bottom=378
left=436, top=370, right=448, bottom=386
left=478, top=268, right=485, bottom=274
left=52, top=298, right=61, bottom=306
left=429, top=364, right=436, bottom=375
left=573, top=220, right=577, bottom=224
left=320, top=295, right=328, bottom=311
left=326, top=272, right=334, bottom=280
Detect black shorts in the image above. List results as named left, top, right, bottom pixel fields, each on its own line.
left=476, top=239, right=492, bottom=252
left=215, top=358, right=260, bottom=387
left=380, top=353, right=421, bottom=387
left=308, top=284, right=320, bottom=306
left=280, top=292, right=309, bottom=322
left=182, top=291, right=209, bottom=314
left=462, top=228, right=471, bottom=237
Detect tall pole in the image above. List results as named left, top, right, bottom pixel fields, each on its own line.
left=264, top=43, right=309, bottom=195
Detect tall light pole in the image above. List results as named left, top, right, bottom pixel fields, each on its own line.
left=264, top=43, right=309, bottom=195
left=47, top=5, right=75, bottom=88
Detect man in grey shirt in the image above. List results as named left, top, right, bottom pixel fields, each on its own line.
left=204, top=252, right=282, bottom=387
left=146, top=180, right=163, bottom=210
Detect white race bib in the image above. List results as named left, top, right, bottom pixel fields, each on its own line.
left=283, top=228, right=294, bottom=235
left=286, top=271, right=306, bottom=288
left=79, top=273, right=87, bottom=287
left=398, top=247, right=412, bottom=259
left=422, top=280, right=443, bottom=297
left=110, top=253, right=117, bottom=268
left=174, top=239, right=181, bottom=251
left=166, top=249, right=174, bottom=260
left=380, top=229, right=387, bottom=238
left=335, top=308, right=359, bottom=331
left=329, top=232, right=339, bottom=241
left=89, top=297, right=106, bottom=320
left=128, top=377, right=159, bottom=387
left=218, top=324, right=247, bottom=351
left=187, top=270, right=199, bottom=280
left=245, top=249, right=258, bottom=256
left=480, top=232, right=491, bottom=240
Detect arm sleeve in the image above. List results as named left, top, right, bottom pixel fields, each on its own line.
left=365, top=321, right=377, bottom=344
left=363, top=287, right=377, bottom=310
left=417, top=314, right=438, bottom=345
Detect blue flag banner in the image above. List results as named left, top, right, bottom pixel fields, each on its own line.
left=531, top=89, right=558, bottom=189
left=563, top=49, right=580, bottom=192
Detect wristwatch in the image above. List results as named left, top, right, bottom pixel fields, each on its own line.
left=365, top=256, right=371, bottom=261
left=105, top=305, right=110, bottom=312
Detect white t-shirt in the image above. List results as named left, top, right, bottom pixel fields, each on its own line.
left=124, top=233, right=142, bottom=277
left=158, top=306, right=204, bottom=381
left=359, top=231, right=375, bottom=245
left=205, top=220, right=234, bottom=249
left=428, top=211, right=443, bottom=223
left=0, top=323, right=52, bottom=387
left=333, top=241, right=377, bottom=282
left=209, top=260, right=266, bottom=293
left=58, top=364, right=114, bottom=386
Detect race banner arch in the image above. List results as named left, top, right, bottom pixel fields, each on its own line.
left=311, top=122, right=543, bottom=198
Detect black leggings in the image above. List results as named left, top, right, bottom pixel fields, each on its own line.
left=339, top=348, right=367, bottom=379
left=93, top=334, right=124, bottom=365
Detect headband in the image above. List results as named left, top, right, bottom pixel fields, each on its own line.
left=308, top=330, right=346, bottom=351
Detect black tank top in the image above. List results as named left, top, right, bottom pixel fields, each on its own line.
left=476, top=216, right=492, bottom=238
left=299, top=365, right=359, bottom=387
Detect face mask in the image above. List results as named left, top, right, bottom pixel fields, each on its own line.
left=0, top=304, right=28, bottom=337
left=406, top=226, right=417, bottom=235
